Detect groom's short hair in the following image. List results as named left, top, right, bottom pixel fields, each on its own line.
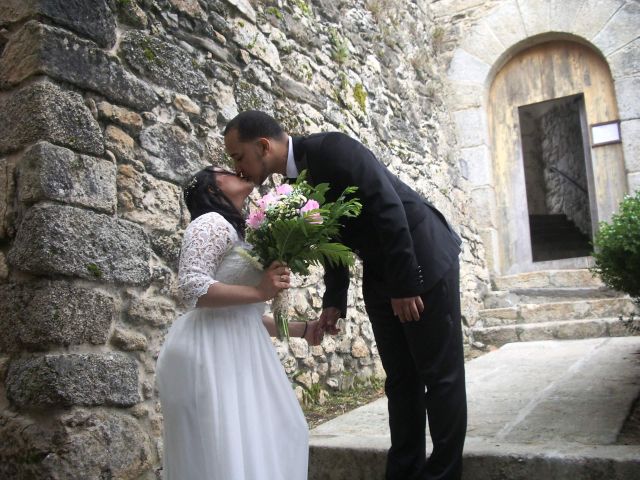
left=224, top=110, right=285, bottom=142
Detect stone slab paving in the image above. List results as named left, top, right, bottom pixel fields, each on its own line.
left=309, top=337, right=640, bottom=479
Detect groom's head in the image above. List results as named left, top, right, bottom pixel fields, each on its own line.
left=224, top=110, right=288, bottom=186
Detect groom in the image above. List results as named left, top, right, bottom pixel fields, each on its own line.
left=224, top=110, right=467, bottom=480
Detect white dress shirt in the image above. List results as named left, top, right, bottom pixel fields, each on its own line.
left=285, top=136, right=298, bottom=179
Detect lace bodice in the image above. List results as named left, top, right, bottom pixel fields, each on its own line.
left=178, top=212, right=262, bottom=309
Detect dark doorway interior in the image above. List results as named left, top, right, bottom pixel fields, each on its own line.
left=519, top=94, right=593, bottom=262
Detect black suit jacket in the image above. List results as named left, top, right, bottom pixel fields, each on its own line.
left=292, top=132, right=462, bottom=316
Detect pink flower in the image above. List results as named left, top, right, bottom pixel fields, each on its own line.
left=276, top=184, right=293, bottom=196
left=258, top=192, right=278, bottom=210
left=306, top=212, right=323, bottom=225
left=301, top=199, right=323, bottom=224
left=246, top=210, right=266, bottom=229
left=300, top=199, right=319, bottom=213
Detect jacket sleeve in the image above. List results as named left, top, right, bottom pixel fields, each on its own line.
left=321, top=262, right=350, bottom=317
left=313, top=133, right=424, bottom=298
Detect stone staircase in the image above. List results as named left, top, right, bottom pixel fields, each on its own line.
left=529, top=214, right=592, bottom=261
left=309, top=269, right=640, bottom=480
left=471, top=269, right=639, bottom=349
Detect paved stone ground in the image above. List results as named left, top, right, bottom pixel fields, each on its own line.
left=309, top=337, right=640, bottom=479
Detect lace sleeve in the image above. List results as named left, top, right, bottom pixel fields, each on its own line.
left=178, top=212, right=238, bottom=309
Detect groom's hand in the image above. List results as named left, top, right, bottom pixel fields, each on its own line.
left=319, top=307, right=341, bottom=335
left=304, top=320, right=324, bottom=346
left=391, top=296, right=424, bottom=323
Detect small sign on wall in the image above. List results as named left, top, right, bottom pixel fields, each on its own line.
left=591, top=120, right=621, bottom=147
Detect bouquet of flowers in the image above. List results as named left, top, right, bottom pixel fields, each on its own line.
left=243, top=171, right=362, bottom=339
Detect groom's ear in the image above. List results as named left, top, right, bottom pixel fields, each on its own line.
left=257, top=137, right=271, bottom=155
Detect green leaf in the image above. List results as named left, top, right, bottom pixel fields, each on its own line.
left=244, top=177, right=362, bottom=276
left=590, top=190, right=640, bottom=301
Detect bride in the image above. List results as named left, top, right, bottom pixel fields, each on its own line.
left=156, top=166, right=322, bottom=479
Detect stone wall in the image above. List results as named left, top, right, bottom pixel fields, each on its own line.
left=0, top=0, right=490, bottom=477
left=541, top=101, right=592, bottom=236
left=520, top=110, right=547, bottom=215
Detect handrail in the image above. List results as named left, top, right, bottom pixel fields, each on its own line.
left=548, top=167, right=588, bottom=195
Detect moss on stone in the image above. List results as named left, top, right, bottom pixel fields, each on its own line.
left=143, top=47, right=155, bottom=62
left=235, top=81, right=263, bottom=111
left=432, top=26, right=445, bottom=52
left=266, top=7, right=284, bottom=20
left=292, top=0, right=312, bottom=17
left=247, top=33, right=258, bottom=50
left=329, top=28, right=349, bottom=65
left=86, top=263, right=103, bottom=278
left=353, top=83, right=367, bottom=113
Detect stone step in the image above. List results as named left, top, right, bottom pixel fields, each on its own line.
left=493, top=269, right=603, bottom=291
left=529, top=213, right=573, bottom=225
left=309, top=337, right=640, bottom=480
left=483, top=287, right=619, bottom=309
left=530, top=229, right=589, bottom=241
left=479, top=298, right=636, bottom=327
left=532, top=247, right=593, bottom=262
left=471, top=316, right=640, bottom=348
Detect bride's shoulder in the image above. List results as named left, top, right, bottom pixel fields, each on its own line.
left=190, top=211, right=224, bottom=226
left=186, top=212, right=238, bottom=239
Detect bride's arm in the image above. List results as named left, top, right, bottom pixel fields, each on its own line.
left=261, top=315, right=323, bottom=345
left=197, top=262, right=288, bottom=308
left=178, top=213, right=289, bottom=309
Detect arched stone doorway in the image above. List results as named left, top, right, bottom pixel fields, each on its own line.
left=489, top=40, right=626, bottom=273
left=446, top=0, right=639, bottom=275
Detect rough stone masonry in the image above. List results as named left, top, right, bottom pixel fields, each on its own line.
left=0, top=0, right=490, bottom=477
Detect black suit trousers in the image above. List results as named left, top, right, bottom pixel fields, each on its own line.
left=363, top=259, right=467, bottom=480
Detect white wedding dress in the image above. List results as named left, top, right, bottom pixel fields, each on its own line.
left=156, top=212, right=309, bottom=480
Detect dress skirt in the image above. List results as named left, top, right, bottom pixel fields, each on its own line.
left=156, top=304, right=309, bottom=479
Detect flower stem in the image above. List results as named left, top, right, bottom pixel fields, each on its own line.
left=273, top=290, right=290, bottom=340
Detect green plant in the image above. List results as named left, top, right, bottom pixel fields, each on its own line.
left=410, top=49, right=434, bottom=82
left=353, top=374, right=384, bottom=390
left=265, top=6, right=284, bottom=20
left=332, top=72, right=349, bottom=107
left=338, top=71, right=348, bottom=91
left=591, top=190, right=640, bottom=303
left=329, top=28, right=349, bottom=65
left=301, top=375, right=385, bottom=428
left=432, top=26, right=445, bottom=52
left=292, top=371, right=325, bottom=405
left=365, top=0, right=396, bottom=23
left=292, top=0, right=312, bottom=17
left=143, top=46, right=155, bottom=62
left=353, top=83, right=367, bottom=113
left=301, top=383, right=324, bottom=405
left=295, top=62, right=313, bottom=83
left=247, top=33, right=258, bottom=50
left=140, top=37, right=158, bottom=63
left=86, top=263, right=103, bottom=279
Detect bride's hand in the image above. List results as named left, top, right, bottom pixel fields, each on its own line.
left=257, top=261, right=290, bottom=300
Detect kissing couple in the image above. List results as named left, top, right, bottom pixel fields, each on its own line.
left=156, top=110, right=467, bottom=480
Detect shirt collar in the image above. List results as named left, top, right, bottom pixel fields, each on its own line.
left=285, top=136, right=298, bottom=179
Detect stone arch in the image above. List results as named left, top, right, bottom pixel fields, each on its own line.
left=447, top=0, right=640, bottom=275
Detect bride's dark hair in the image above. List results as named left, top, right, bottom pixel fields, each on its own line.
left=183, top=166, right=246, bottom=237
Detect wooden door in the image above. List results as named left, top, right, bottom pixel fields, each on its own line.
left=488, top=41, right=626, bottom=273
